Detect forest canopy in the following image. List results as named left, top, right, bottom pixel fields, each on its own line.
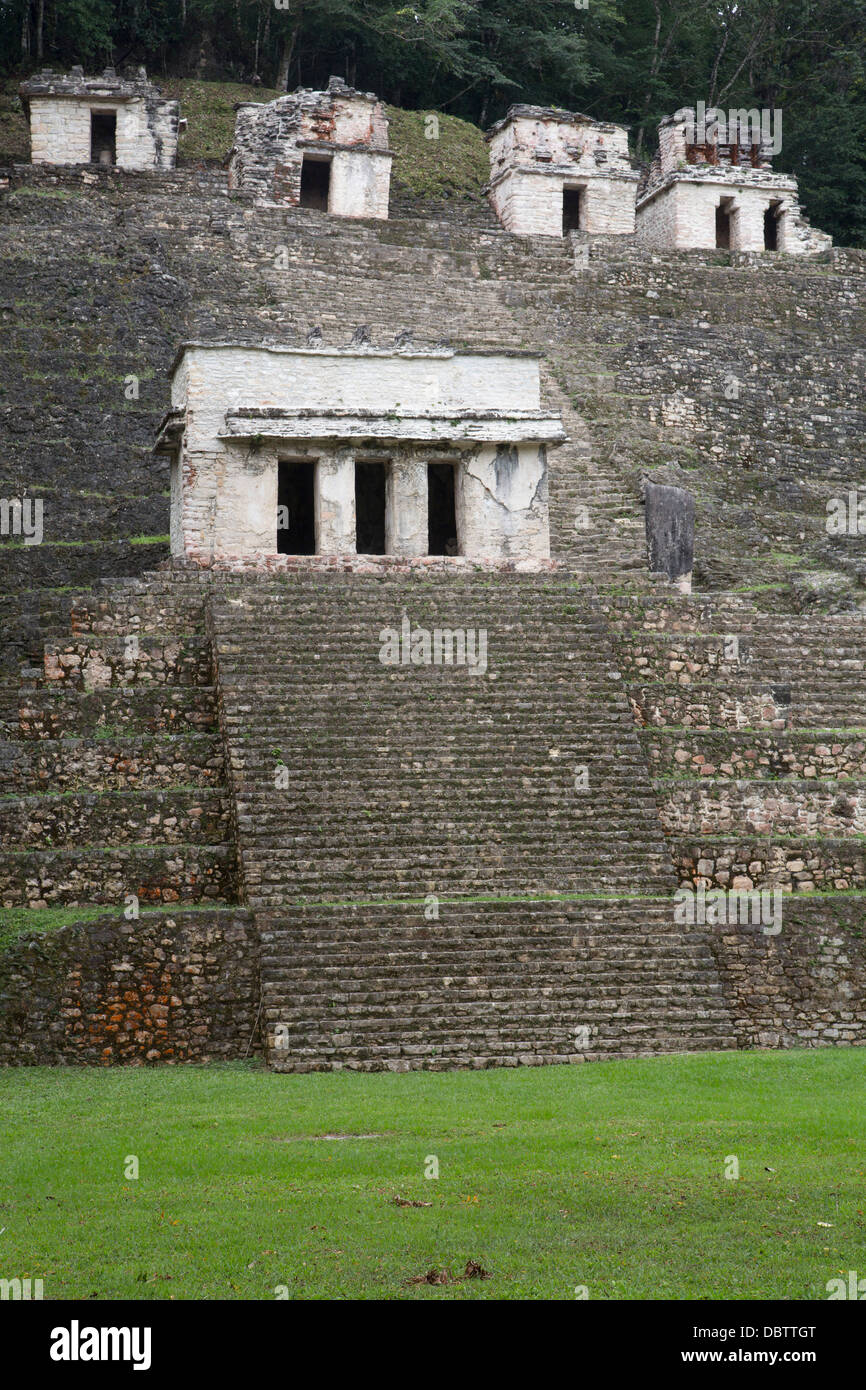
left=2, top=0, right=865, bottom=246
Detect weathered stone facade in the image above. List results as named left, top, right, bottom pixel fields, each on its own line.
left=0, top=909, right=259, bottom=1064
left=20, top=66, right=179, bottom=171
left=485, top=104, right=638, bottom=237
left=636, top=109, right=831, bottom=253
left=157, top=342, right=563, bottom=565
left=228, top=75, right=392, bottom=215
left=0, top=153, right=862, bottom=1069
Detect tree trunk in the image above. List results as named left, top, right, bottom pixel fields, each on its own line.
left=21, top=0, right=30, bottom=58
left=36, top=0, right=44, bottom=62
left=276, top=26, right=298, bottom=91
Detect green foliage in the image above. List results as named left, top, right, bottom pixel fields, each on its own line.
left=1, top=1, right=864, bottom=244
left=386, top=104, right=488, bottom=200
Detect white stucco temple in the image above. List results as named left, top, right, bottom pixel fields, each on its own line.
left=635, top=109, right=831, bottom=254
left=156, top=341, right=566, bottom=567
left=485, top=103, right=638, bottom=237
left=20, top=66, right=179, bottom=170
left=228, top=76, right=392, bottom=217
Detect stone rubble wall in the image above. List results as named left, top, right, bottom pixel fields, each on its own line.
left=0, top=788, right=231, bottom=850
left=0, top=841, right=236, bottom=908
left=641, top=730, right=866, bottom=782
left=0, top=732, right=224, bottom=794
left=0, top=909, right=259, bottom=1064
left=673, top=838, right=866, bottom=893
left=659, top=780, right=866, bottom=837
left=709, top=896, right=866, bottom=1049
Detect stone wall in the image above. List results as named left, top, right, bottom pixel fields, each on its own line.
left=673, top=838, right=866, bottom=893
left=641, top=730, right=866, bottom=781
left=660, top=780, right=866, bottom=837
left=0, top=733, right=224, bottom=794
left=709, top=896, right=866, bottom=1049
left=0, top=909, right=259, bottom=1064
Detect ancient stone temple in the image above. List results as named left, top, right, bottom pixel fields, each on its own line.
left=0, top=77, right=863, bottom=1077
left=156, top=341, right=563, bottom=565
left=19, top=66, right=179, bottom=171
left=485, top=104, right=638, bottom=237
left=155, top=339, right=561, bottom=561
left=636, top=108, right=831, bottom=253
left=228, top=76, right=392, bottom=215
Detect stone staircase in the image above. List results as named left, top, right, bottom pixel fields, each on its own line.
left=259, top=899, right=735, bottom=1071
left=0, top=574, right=237, bottom=910
left=208, top=570, right=736, bottom=1070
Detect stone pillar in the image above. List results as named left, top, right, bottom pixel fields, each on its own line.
left=644, top=480, right=694, bottom=593
left=386, top=448, right=428, bottom=557
left=315, top=447, right=355, bottom=554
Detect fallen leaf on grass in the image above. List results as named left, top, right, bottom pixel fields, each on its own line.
left=392, top=1196, right=433, bottom=1208
left=403, top=1260, right=491, bottom=1287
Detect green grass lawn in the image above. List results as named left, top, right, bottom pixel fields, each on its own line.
left=1, top=1051, right=863, bottom=1300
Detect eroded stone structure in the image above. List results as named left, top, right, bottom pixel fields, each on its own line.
left=636, top=109, right=831, bottom=253
left=228, top=75, right=392, bottom=215
left=20, top=66, right=179, bottom=170
left=156, top=341, right=564, bottom=565
left=485, top=104, right=638, bottom=237
left=644, top=481, right=694, bottom=594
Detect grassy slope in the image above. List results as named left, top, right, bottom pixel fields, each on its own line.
left=0, top=78, right=489, bottom=201
left=1, top=1051, right=864, bottom=1300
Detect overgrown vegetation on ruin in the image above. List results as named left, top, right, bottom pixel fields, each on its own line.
left=2, top=1, right=865, bottom=246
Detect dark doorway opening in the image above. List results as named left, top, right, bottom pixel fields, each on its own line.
left=299, top=157, right=331, bottom=211
left=715, top=203, right=732, bottom=249
left=277, top=460, right=316, bottom=554
left=355, top=461, right=387, bottom=554
left=763, top=205, right=780, bottom=250
left=427, top=462, right=458, bottom=555
left=562, top=187, right=582, bottom=234
left=90, top=111, right=116, bottom=165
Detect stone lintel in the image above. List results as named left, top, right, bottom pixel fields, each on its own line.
left=637, top=167, right=798, bottom=211
left=220, top=410, right=567, bottom=446
left=295, top=138, right=393, bottom=159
